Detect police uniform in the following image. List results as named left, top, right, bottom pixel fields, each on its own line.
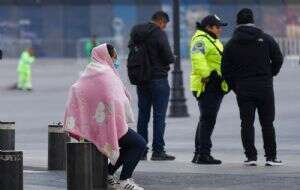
left=190, top=15, right=228, bottom=164
left=17, top=50, right=35, bottom=90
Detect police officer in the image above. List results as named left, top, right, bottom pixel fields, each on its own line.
left=17, top=47, right=35, bottom=91
left=190, top=15, right=228, bottom=165
left=221, top=8, right=283, bottom=166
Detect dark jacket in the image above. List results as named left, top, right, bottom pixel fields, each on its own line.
left=0, top=49, right=2, bottom=59
left=221, top=25, right=283, bottom=90
left=129, top=22, right=175, bottom=79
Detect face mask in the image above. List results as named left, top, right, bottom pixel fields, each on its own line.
left=113, top=58, right=121, bottom=69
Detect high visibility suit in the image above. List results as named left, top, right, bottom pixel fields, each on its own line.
left=190, top=29, right=228, bottom=161
left=190, top=30, right=228, bottom=96
left=17, top=50, right=35, bottom=90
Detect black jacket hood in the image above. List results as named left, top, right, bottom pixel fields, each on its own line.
left=232, top=25, right=263, bottom=44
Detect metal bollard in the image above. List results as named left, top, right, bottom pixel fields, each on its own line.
left=0, top=121, right=15, bottom=150
left=0, top=150, right=23, bottom=190
left=67, top=142, right=93, bottom=190
left=48, top=122, right=70, bottom=170
left=91, top=144, right=108, bottom=190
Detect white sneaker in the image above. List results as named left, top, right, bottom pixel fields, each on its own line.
left=107, top=175, right=119, bottom=189
left=244, top=159, right=257, bottom=166
left=119, top=178, right=144, bottom=190
left=265, top=158, right=283, bottom=166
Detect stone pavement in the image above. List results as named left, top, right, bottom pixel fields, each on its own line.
left=1, top=58, right=300, bottom=190
left=24, top=162, right=300, bottom=190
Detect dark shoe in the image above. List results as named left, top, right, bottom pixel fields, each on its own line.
left=192, top=153, right=201, bottom=163
left=192, top=154, right=222, bottom=165
left=244, top=158, right=257, bottom=166
left=140, top=154, right=147, bottom=161
left=151, top=151, right=175, bottom=161
left=265, top=158, right=283, bottom=166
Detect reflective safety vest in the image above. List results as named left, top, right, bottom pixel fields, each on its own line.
left=189, top=30, right=228, bottom=97
left=17, top=51, right=35, bottom=74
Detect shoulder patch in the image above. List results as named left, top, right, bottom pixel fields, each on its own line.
left=192, top=41, right=205, bottom=54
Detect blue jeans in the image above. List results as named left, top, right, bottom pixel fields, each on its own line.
left=108, top=128, right=146, bottom=180
left=137, top=78, right=170, bottom=153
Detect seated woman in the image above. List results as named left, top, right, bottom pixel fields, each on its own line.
left=64, top=43, right=146, bottom=190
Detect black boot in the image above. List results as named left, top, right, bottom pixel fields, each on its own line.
left=192, top=153, right=222, bottom=165
left=151, top=151, right=176, bottom=161
left=192, top=153, right=201, bottom=163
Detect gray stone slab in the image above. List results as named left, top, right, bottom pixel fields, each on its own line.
left=23, top=169, right=300, bottom=190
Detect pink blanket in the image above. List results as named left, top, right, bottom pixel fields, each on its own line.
left=64, top=44, right=134, bottom=165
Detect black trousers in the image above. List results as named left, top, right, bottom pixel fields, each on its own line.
left=236, top=86, right=277, bottom=160
left=194, top=81, right=224, bottom=155
left=107, top=128, right=146, bottom=180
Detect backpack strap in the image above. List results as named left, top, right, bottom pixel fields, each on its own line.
left=194, top=34, right=223, bottom=56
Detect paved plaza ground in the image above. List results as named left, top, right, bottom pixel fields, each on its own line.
left=1, top=58, right=300, bottom=190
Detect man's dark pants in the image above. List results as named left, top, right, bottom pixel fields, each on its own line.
left=194, top=81, right=224, bottom=155
left=137, top=78, right=170, bottom=153
left=236, top=83, right=277, bottom=160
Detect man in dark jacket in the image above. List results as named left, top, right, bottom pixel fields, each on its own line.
left=129, top=11, right=175, bottom=161
left=0, top=49, right=2, bottom=59
left=221, top=8, right=283, bottom=166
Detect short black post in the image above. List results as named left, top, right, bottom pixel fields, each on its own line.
left=48, top=122, right=70, bottom=170
left=67, top=142, right=93, bottom=190
left=0, top=121, right=15, bottom=150
left=0, top=150, right=23, bottom=190
left=91, top=144, right=108, bottom=190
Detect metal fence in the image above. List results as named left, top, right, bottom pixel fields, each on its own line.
left=0, top=38, right=32, bottom=58
left=2, top=37, right=300, bottom=60
left=277, top=38, right=300, bottom=56
left=1, top=2, right=300, bottom=58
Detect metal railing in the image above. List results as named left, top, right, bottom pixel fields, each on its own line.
left=1, top=37, right=300, bottom=59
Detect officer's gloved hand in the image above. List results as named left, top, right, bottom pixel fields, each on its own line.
left=201, top=77, right=209, bottom=84
left=209, top=71, right=222, bottom=84
left=192, top=91, right=202, bottom=101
